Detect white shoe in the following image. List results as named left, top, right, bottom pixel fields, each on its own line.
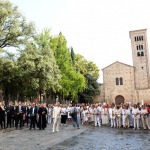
left=52, top=130, right=55, bottom=133
left=56, top=130, right=60, bottom=132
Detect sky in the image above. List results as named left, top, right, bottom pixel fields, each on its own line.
left=10, top=0, right=150, bottom=83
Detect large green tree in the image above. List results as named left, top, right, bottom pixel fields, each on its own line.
left=50, top=33, right=86, bottom=100
left=0, top=0, right=35, bottom=49
left=75, top=54, right=100, bottom=103
left=17, top=30, right=61, bottom=102
left=0, top=0, right=36, bottom=103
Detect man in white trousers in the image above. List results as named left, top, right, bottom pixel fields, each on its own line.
left=52, top=102, right=61, bottom=132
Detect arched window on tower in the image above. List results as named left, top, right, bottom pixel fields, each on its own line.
left=141, top=51, right=144, bottom=56
left=139, top=45, right=141, bottom=50
left=137, top=52, right=140, bottom=56
left=135, top=37, right=137, bottom=41
left=141, top=45, right=143, bottom=49
left=136, top=45, right=138, bottom=50
left=120, top=77, right=123, bottom=85
left=139, top=36, right=141, bottom=41
left=116, top=78, right=119, bottom=85
left=141, top=36, right=143, bottom=41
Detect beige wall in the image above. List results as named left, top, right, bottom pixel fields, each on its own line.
left=134, top=89, right=150, bottom=104
left=93, top=84, right=105, bottom=103
left=102, top=62, right=135, bottom=104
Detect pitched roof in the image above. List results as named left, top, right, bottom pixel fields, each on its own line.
left=102, top=61, right=134, bottom=70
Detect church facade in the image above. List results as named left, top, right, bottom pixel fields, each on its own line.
left=97, top=29, right=150, bottom=105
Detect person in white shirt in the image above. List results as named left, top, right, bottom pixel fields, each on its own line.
left=60, top=104, right=67, bottom=125
left=88, top=105, right=93, bottom=125
left=52, top=102, right=61, bottom=132
left=47, top=104, right=52, bottom=124
left=66, top=104, right=72, bottom=124
left=82, top=106, right=89, bottom=126
left=141, top=105, right=150, bottom=130
left=101, top=104, right=108, bottom=125
left=122, top=104, right=130, bottom=129
left=115, top=105, right=121, bottom=128
left=109, top=103, right=116, bottom=128
left=132, top=104, right=140, bottom=129
left=93, top=104, right=101, bottom=127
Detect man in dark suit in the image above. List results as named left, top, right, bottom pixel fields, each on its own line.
left=15, top=101, right=23, bottom=130
left=29, top=102, right=37, bottom=130
left=6, top=101, right=14, bottom=128
left=22, top=102, right=27, bottom=127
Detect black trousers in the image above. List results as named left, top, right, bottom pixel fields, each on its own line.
left=0, top=115, right=6, bottom=129
left=30, top=115, right=36, bottom=129
left=15, top=113, right=23, bottom=129
left=7, top=114, right=12, bottom=128
left=61, top=115, right=67, bottom=124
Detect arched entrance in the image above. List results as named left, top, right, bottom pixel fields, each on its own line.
left=115, top=95, right=124, bottom=105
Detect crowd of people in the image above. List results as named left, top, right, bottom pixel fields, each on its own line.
left=0, top=100, right=150, bottom=132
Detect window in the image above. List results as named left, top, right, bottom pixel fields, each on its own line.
left=116, top=78, right=119, bottom=85
left=135, top=36, right=144, bottom=41
left=116, top=77, right=123, bottom=85
left=137, top=52, right=140, bottom=56
left=141, top=36, right=143, bottom=41
left=141, top=45, right=143, bottom=49
left=137, top=52, right=144, bottom=57
left=135, top=37, right=136, bottom=41
left=141, top=52, right=144, bottom=56
left=136, top=45, right=143, bottom=50
left=120, top=77, right=123, bottom=85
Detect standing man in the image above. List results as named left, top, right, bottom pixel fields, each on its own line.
left=38, top=103, right=47, bottom=130
left=15, top=101, right=23, bottom=130
left=6, top=101, right=14, bottom=128
left=29, top=102, right=37, bottom=130
left=70, top=103, right=80, bottom=129
left=22, top=102, right=27, bottom=127
left=52, top=102, right=61, bottom=132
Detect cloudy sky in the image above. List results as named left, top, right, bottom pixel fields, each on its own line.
left=10, top=0, right=150, bottom=82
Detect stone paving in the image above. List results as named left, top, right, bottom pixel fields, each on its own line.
left=0, top=124, right=150, bottom=150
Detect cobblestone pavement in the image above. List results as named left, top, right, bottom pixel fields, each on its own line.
left=0, top=124, right=150, bottom=150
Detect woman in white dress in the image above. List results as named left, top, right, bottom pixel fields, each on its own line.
left=141, top=105, right=150, bottom=130
left=93, top=104, right=101, bottom=127
left=82, top=106, right=89, bottom=126
left=122, top=104, right=130, bottom=129
left=115, top=105, right=121, bottom=128
left=88, top=105, right=94, bottom=125
left=109, top=103, right=116, bottom=128
left=67, top=104, right=72, bottom=124
left=132, top=104, right=140, bottom=129
left=101, top=104, right=108, bottom=125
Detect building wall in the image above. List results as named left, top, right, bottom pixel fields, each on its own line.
left=129, top=29, right=150, bottom=89
left=134, top=89, right=150, bottom=104
left=95, top=29, right=150, bottom=105
left=102, top=62, right=135, bottom=104
left=93, top=84, right=105, bottom=103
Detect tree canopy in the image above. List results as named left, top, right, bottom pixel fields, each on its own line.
left=0, top=0, right=100, bottom=103
left=0, top=0, right=35, bottom=49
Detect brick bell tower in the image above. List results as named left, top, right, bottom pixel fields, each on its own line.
left=129, top=29, right=150, bottom=89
